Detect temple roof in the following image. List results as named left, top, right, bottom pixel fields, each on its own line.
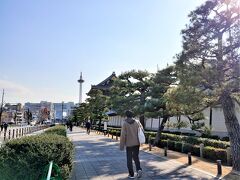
left=87, top=72, right=116, bottom=95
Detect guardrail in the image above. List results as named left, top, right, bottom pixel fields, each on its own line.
left=41, top=161, right=62, bottom=180
left=0, top=125, right=49, bottom=142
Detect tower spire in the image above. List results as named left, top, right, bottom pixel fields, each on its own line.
left=77, top=72, right=84, bottom=104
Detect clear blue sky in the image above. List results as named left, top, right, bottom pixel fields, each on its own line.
left=0, top=0, right=204, bottom=104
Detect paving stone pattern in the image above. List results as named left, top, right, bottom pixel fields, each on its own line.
left=69, top=128, right=217, bottom=180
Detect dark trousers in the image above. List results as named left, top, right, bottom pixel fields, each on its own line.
left=126, top=145, right=142, bottom=176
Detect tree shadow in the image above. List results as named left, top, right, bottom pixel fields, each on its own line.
left=68, top=130, right=217, bottom=180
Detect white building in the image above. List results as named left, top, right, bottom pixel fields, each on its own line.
left=108, top=103, right=240, bottom=138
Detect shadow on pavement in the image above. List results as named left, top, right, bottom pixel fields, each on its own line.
left=69, top=129, right=215, bottom=180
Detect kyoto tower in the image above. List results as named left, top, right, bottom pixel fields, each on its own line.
left=77, top=72, right=84, bottom=104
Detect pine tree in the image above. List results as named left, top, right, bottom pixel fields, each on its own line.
left=176, top=0, right=240, bottom=172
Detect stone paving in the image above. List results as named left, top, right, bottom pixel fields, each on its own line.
left=69, top=127, right=217, bottom=180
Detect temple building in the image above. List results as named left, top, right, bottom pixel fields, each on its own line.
left=87, top=72, right=116, bottom=96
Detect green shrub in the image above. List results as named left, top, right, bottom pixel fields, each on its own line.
left=182, top=143, right=193, bottom=154
left=161, top=133, right=182, bottom=142
left=159, top=140, right=168, bottom=148
left=221, top=136, right=229, bottom=141
left=192, top=145, right=200, bottom=156
left=0, top=134, right=74, bottom=180
left=174, top=141, right=183, bottom=152
left=167, top=140, right=175, bottom=150
left=203, top=146, right=227, bottom=163
left=44, top=125, right=67, bottom=137
left=202, top=139, right=229, bottom=149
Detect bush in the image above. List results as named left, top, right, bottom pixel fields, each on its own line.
left=182, top=143, right=193, bottom=154
left=159, top=140, right=168, bottom=148
left=192, top=145, right=200, bottom=156
left=44, top=125, right=67, bottom=137
left=202, top=139, right=230, bottom=149
left=203, top=146, right=227, bottom=163
left=174, top=141, right=183, bottom=152
left=0, top=134, right=74, bottom=180
left=221, top=136, right=229, bottom=141
left=167, top=140, right=175, bottom=150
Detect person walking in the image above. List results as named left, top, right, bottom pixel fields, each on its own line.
left=120, top=110, right=143, bottom=179
left=0, top=123, right=3, bottom=135
left=0, top=123, right=3, bottom=131
left=85, top=121, right=91, bottom=135
left=3, top=122, right=8, bottom=133
left=69, top=121, right=73, bottom=132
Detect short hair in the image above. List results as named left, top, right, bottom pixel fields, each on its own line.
left=125, top=110, right=134, bottom=118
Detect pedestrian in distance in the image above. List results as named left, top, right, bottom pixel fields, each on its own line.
left=120, top=110, right=143, bottom=179
left=0, top=123, right=3, bottom=132
left=85, top=121, right=91, bottom=135
left=0, top=123, right=3, bottom=135
left=69, top=121, right=73, bottom=132
left=3, top=122, right=8, bottom=133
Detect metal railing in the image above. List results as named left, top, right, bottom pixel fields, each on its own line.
left=41, top=161, right=62, bottom=180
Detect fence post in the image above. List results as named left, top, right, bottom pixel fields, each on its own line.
left=226, top=147, right=231, bottom=166
left=4, top=131, right=6, bottom=141
left=8, top=130, right=11, bottom=140
left=181, top=141, right=184, bottom=153
left=149, top=136, right=152, bottom=151
left=16, top=129, right=18, bottom=138
left=12, top=129, right=15, bottom=139
left=217, top=160, right=222, bottom=175
left=200, top=143, right=204, bottom=158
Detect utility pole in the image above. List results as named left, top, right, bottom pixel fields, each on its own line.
left=0, top=89, right=5, bottom=125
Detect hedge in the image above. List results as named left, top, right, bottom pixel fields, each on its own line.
left=44, top=125, right=67, bottom=137
left=107, top=127, right=230, bottom=149
left=203, top=146, right=227, bottom=163
left=0, top=134, right=73, bottom=180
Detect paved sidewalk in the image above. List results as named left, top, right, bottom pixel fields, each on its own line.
left=68, top=127, right=218, bottom=180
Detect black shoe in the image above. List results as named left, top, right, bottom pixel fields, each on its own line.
left=128, top=175, right=135, bottom=179
left=137, top=170, right=142, bottom=178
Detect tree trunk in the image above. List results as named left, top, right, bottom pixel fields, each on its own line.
left=154, top=116, right=169, bottom=145
left=140, top=115, right=145, bottom=129
left=98, top=119, right=102, bottom=130
left=221, top=94, right=240, bottom=173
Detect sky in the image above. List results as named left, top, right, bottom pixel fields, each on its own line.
left=0, top=0, right=205, bottom=104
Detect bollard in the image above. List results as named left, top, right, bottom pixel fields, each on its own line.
left=200, top=143, right=204, bottom=158
left=226, top=147, right=231, bottom=166
left=116, top=135, right=118, bottom=141
left=19, top=129, right=21, bottom=137
left=22, top=128, right=24, bottom=136
left=164, top=147, right=167, bottom=156
left=16, top=129, right=18, bottom=138
left=112, top=134, right=113, bottom=139
left=188, top=152, right=192, bottom=165
left=149, top=143, right=152, bottom=151
left=8, top=130, right=11, bottom=139
left=108, top=133, right=109, bottom=137
left=217, top=160, right=222, bottom=175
